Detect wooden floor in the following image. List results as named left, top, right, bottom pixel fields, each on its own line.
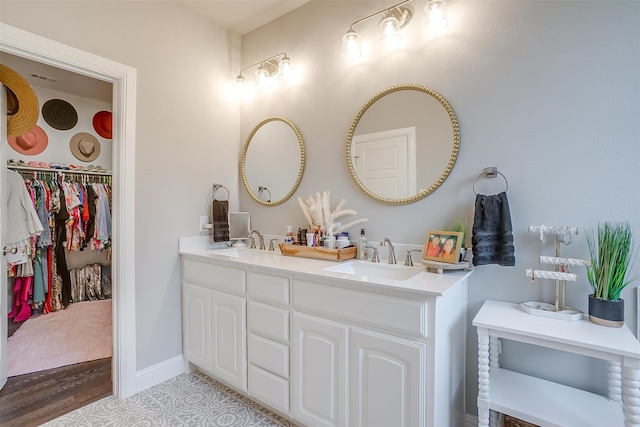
left=1, top=320, right=112, bottom=427
left=0, top=358, right=112, bottom=427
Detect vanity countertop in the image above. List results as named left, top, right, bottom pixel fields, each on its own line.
left=179, top=236, right=472, bottom=296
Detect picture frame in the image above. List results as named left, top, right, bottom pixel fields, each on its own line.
left=423, top=230, right=463, bottom=264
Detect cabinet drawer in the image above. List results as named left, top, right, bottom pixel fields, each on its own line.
left=249, top=364, right=290, bottom=415
left=183, top=259, right=246, bottom=294
left=248, top=271, right=290, bottom=305
left=248, top=301, right=289, bottom=342
left=248, top=333, right=289, bottom=378
left=293, top=280, right=427, bottom=337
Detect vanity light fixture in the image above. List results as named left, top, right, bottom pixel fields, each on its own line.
left=236, top=52, right=293, bottom=93
left=342, top=0, right=448, bottom=59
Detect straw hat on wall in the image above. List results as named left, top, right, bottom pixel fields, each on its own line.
left=0, top=64, right=39, bottom=137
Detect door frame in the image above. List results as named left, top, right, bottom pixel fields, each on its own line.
left=0, top=23, right=137, bottom=398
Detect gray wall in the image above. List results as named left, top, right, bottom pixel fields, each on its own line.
left=1, top=1, right=242, bottom=371
left=238, top=0, right=640, bottom=416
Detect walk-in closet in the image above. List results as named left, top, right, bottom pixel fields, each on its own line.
left=1, top=53, right=115, bottom=424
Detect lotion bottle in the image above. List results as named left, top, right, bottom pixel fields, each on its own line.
left=357, top=228, right=368, bottom=260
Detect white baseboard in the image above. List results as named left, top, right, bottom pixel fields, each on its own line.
left=135, top=355, right=187, bottom=393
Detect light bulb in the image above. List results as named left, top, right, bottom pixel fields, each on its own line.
left=342, top=29, right=361, bottom=59
left=278, top=55, right=292, bottom=81
left=380, top=15, right=402, bottom=46
left=236, top=75, right=245, bottom=94
left=255, top=65, right=271, bottom=89
left=425, top=0, right=448, bottom=30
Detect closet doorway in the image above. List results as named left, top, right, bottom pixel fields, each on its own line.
left=0, top=24, right=137, bottom=399
left=3, top=50, right=114, bottom=381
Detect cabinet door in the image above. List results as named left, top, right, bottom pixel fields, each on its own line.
left=292, top=312, right=348, bottom=427
left=350, top=327, right=426, bottom=427
left=183, top=282, right=211, bottom=370
left=211, top=290, right=247, bottom=391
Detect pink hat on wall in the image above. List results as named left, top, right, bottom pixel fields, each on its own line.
left=92, top=110, right=112, bottom=139
left=7, top=125, right=49, bottom=155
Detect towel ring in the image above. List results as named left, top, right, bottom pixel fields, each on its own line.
left=258, top=186, right=271, bottom=202
left=472, top=168, right=508, bottom=195
left=212, top=184, right=229, bottom=201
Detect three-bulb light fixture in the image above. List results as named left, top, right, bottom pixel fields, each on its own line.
left=236, top=52, right=293, bottom=94
left=343, top=0, right=448, bottom=59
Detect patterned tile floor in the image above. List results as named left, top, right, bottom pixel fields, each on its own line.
left=42, top=371, right=297, bottom=426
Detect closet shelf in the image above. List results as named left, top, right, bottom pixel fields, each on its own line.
left=8, top=165, right=112, bottom=176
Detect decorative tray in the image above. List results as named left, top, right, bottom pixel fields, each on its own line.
left=421, top=259, right=470, bottom=274
left=279, top=243, right=357, bottom=262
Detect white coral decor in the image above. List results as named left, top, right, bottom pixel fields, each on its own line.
left=298, top=191, right=367, bottom=237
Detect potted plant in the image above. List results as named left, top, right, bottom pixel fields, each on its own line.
left=445, top=216, right=469, bottom=262
left=585, top=221, right=638, bottom=327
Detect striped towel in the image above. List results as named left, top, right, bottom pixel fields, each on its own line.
left=211, top=199, right=230, bottom=242
left=471, top=191, right=515, bottom=266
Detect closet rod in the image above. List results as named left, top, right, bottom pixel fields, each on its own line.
left=8, top=165, right=112, bottom=177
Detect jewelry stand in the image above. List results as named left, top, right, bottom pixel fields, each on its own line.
left=521, top=225, right=587, bottom=321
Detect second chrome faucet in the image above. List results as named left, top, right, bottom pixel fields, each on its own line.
left=248, top=229, right=266, bottom=250
left=379, top=237, right=396, bottom=264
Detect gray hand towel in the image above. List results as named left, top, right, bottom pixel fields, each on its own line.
left=471, top=191, right=515, bottom=266
left=212, top=200, right=230, bottom=242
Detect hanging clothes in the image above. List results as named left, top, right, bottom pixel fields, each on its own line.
left=7, top=170, right=112, bottom=320
left=55, top=181, right=72, bottom=308
left=6, top=170, right=43, bottom=263
left=92, top=183, right=112, bottom=251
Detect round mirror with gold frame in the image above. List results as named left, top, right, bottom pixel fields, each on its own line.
left=346, top=84, right=460, bottom=205
left=241, top=117, right=305, bottom=206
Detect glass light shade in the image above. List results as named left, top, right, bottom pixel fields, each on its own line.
left=380, top=15, right=402, bottom=46
left=255, top=65, right=271, bottom=88
left=425, top=0, right=448, bottom=30
left=342, top=29, right=361, bottom=59
left=278, top=56, right=292, bottom=81
left=236, top=75, right=245, bottom=93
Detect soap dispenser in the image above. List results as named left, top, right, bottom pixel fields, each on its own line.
left=285, top=226, right=294, bottom=244
left=357, top=228, right=368, bottom=260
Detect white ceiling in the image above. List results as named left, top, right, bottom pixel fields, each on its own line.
left=178, top=0, right=312, bottom=35
left=1, top=1, right=312, bottom=103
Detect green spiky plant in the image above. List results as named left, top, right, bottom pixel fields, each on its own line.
left=586, top=222, right=638, bottom=301
left=444, top=216, right=468, bottom=247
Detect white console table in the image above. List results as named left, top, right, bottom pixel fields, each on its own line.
left=473, top=300, right=640, bottom=427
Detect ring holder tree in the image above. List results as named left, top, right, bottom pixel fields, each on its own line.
left=521, top=225, right=589, bottom=321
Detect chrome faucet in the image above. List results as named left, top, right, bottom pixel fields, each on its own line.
left=365, top=246, right=380, bottom=263
left=405, top=249, right=422, bottom=266
left=248, top=229, right=266, bottom=250
left=379, top=237, right=397, bottom=264
left=269, top=238, right=279, bottom=251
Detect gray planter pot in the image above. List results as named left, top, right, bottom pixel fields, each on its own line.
left=588, top=294, right=624, bottom=328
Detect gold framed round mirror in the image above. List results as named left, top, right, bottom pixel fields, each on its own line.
left=346, top=84, right=459, bottom=205
left=241, top=117, right=305, bottom=206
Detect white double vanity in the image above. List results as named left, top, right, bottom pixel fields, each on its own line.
left=180, top=237, right=472, bottom=427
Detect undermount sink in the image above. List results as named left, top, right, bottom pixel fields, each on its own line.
left=323, top=261, right=423, bottom=281
left=210, top=247, right=256, bottom=258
